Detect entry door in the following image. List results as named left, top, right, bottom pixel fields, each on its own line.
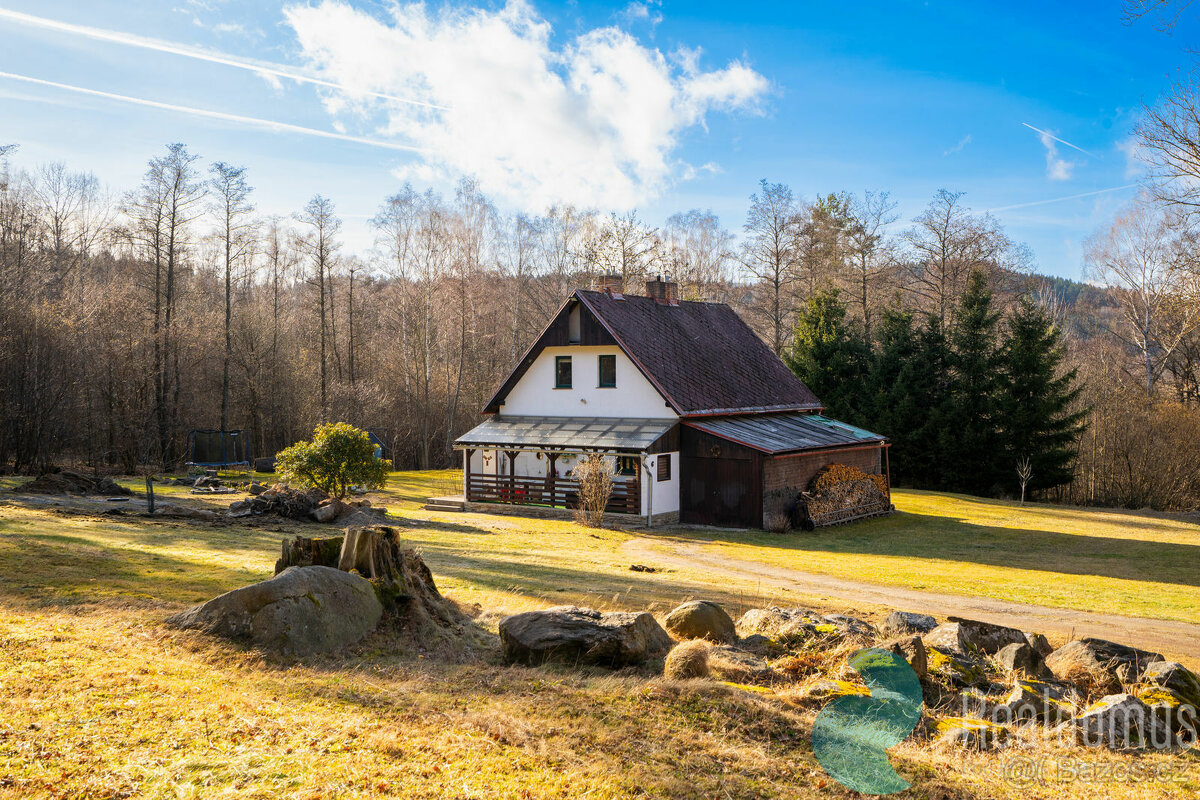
left=682, top=457, right=757, bottom=527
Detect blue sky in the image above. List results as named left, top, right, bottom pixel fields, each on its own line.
left=0, top=0, right=1194, bottom=278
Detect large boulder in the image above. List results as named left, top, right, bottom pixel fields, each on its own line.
left=1142, top=662, right=1200, bottom=708
left=995, top=642, right=1054, bottom=681
left=736, top=607, right=873, bottom=644
left=663, top=600, right=737, bottom=644
left=166, top=566, right=383, bottom=655
left=926, top=646, right=991, bottom=688
left=706, top=645, right=778, bottom=684
left=882, top=611, right=938, bottom=637
left=1070, top=693, right=1173, bottom=751
left=736, top=607, right=824, bottom=642
left=1044, top=638, right=1163, bottom=692
left=924, top=618, right=1027, bottom=656
left=1024, top=632, right=1053, bottom=657
left=882, top=635, right=928, bottom=680
left=934, top=718, right=1009, bottom=751
left=1134, top=684, right=1199, bottom=739
left=998, top=679, right=1077, bottom=724
left=499, top=606, right=672, bottom=667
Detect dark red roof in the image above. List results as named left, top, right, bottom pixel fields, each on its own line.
left=574, top=290, right=822, bottom=416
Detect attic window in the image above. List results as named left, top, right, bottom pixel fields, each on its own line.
left=555, top=356, right=572, bottom=389
left=598, top=354, right=616, bottom=388
left=568, top=304, right=581, bottom=343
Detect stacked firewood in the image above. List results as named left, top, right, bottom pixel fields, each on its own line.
left=801, top=464, right=892, bottom=527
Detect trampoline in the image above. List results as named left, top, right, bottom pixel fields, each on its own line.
left=187, top=429, right=252, bottom=470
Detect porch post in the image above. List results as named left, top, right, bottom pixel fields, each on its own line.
left=546, top=452, right=559, bottom=507
left=463, top=449, right=474, bottom=501
left=505, top=450, right=518, bottom=503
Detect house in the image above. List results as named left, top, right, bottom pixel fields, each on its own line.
left=452, top=275, right=890, bottom=528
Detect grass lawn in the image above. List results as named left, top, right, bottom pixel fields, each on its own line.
left=645, top=488, right=1200, bottom=624
left=0, top=470, right=1197, bottom=798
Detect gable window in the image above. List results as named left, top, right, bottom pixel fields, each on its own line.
left=657, top=454, right=671, bottom=482
left=598, top=354, right=616, bottom=388
left=555, top=356, right=572, bottom=389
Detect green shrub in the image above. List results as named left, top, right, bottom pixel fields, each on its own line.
left=275, top=423, right=386, bottom=499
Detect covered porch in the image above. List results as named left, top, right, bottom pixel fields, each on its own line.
left=454, top=417, right=677, bottom=517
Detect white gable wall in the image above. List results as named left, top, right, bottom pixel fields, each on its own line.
left=498, top=346, right=676, bottom=420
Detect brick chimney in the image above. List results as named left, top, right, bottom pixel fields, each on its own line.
left=595, top=273, right=624, bottom=298
left=645, top=275, right=679, bottom=306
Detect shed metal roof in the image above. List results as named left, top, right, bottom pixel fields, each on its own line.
left=684, top=413, right=886, bottom=454
left=454, top=416, right=675, bottom=452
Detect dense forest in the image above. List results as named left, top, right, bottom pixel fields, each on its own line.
left=3, top=135, right=1200, bottom=510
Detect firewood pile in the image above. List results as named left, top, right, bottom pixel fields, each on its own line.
left=801, top=464, right=892, bottom=527
left=230, top=484, right=330, bottom=521
left=229, top=484, right=385, bottom=524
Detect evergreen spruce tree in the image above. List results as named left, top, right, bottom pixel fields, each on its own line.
left=864, top=307, right=936, bottom=484
left=783, top=289, right=871, bottom=424
left=890, top=314, right=953, bottom=488
left=998, top=299, right=1087, bottom=496
left=942, top=271, right=1004, bottom=494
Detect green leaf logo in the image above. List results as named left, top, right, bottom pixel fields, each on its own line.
left=812, top=647, right=924, bottom=795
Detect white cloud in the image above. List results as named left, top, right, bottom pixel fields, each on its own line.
left=1020, top=122, right=1093, bottom=181
left=282, top=0, right=768, bottom=211
left=620, top=1, right=663, bottom=32
left=943, top=134, right=971, bottom=156
left=1036, top=129, right=1074, bottom=180
left=1117, top=136, right=1148, bottom=179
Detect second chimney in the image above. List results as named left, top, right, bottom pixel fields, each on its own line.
left=595, top=273, right=624, bottom=298
left=646, top=275, right=679, bottom=306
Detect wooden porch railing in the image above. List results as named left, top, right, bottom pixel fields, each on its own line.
left=467, top=473, right=640, bottom=515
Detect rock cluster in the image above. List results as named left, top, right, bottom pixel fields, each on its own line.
left=502, top=597, right=1199, bottom=756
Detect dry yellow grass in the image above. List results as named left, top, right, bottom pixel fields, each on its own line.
left=0, top=471, right=1197, bottom=798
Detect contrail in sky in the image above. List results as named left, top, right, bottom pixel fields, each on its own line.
left=1021, top=122, right=1098, bottom=158
left=988, top=184, right=1138, bottom=212
left=0, top=7, right=447, bottom=111
left=0, top=70, right=428, bottom=154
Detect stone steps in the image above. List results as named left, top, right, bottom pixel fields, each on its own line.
left=424, top=495, right=465, bottom=512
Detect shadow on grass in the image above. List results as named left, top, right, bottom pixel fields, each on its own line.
left=646, top=510, right=1200, bottom=589
left=0, top=532, right=273, bottom=609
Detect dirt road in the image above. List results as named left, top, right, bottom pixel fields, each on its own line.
left=621, top=536, right=1200, bottom=665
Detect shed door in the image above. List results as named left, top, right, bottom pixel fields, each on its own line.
left=682, top=457, right=758, bottom=527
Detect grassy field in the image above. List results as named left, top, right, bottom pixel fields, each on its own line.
left=0, top=470, right=1198, bottom=798
left=643, top=488, right=1200, bottom=624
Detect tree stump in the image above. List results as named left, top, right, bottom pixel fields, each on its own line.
left=339, top=526, right=463, bottom=630
left=275, top=535, right=345, bottom=574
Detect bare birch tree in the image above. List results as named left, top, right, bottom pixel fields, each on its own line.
left=1085, top=200, right=1200, bottom=400
left=209, top=162, right=256, bottom=431
left=740, top=180, right=801, bottom=353
left=296, top=194, right=341, bottom=420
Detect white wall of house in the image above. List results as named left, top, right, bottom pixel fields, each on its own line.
left=498, top=346, right=676, bottom=419
left=641, top=452, right=680, bottom=516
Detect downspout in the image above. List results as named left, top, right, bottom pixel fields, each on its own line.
left=642, top=453, right=653, bottom=528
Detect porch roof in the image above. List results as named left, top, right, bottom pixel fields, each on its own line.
left=684, top=412, right=886, bottom=455
left=454, top=416, right=675, bottom=452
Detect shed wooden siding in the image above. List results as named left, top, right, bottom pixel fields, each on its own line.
left=679, top=426, right=763, bottom=527
left=762, top=446, right=883, bottom=495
